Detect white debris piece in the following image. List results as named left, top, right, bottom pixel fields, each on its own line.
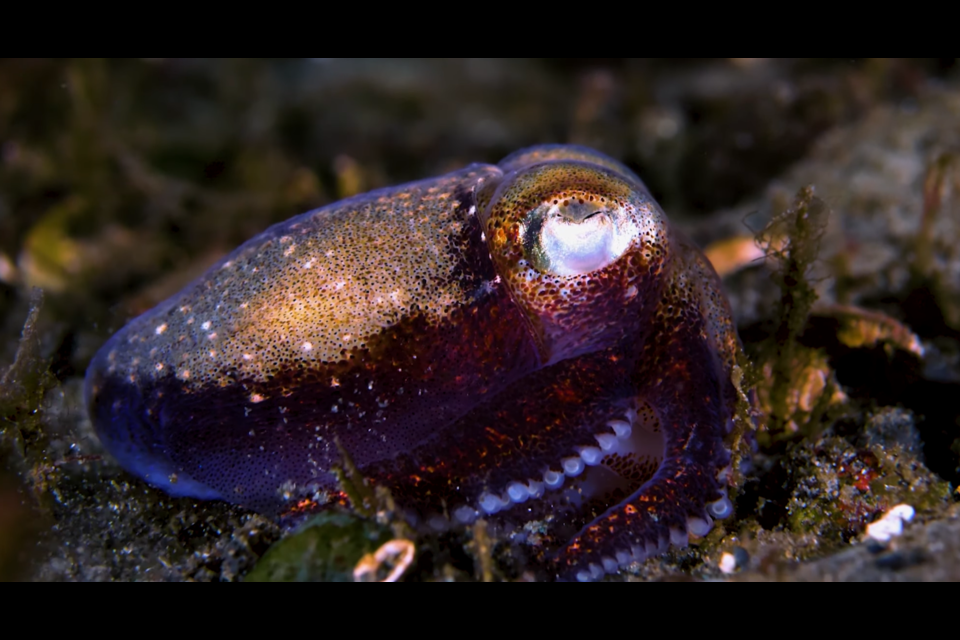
left=865, top=504, right=915, bottom=543
left=719, top=552, right=737, bottom=574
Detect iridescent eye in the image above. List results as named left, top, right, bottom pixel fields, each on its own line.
left=523, top=197, right=633, bottom=276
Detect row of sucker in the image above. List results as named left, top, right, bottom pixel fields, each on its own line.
left=426, top=399, right=665, bottom=531
left=573, top=432, right=736, bottom=582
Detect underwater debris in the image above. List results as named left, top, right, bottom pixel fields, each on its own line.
left=865, top=504, right=915, bottom=544
left=810, top=303, right=924, bottom=357
left=1, top=289, right=48, bottom=417
left=718, top=547, right=749, bottom=574
left=718, top=551, right=737, bottom=574
left=755, top=186, right=841, bottom=438
left=244, top=510, right=393, bottom=582
left=471, top=519, right=496, bottom=583
left=0, top=288, right=57, bottom=478
left=331, top=437, right=376, bottom=519
left=728, top=357, right=761, bottom=488
left=914, top=152, right=956, bottom=280
left=248, top=439, right=418, bottom=582
left=704, top=232, right=781, bottom=278
left=911, top=151, right=960, bottom=331
left=353, top=538, right=416, bottom=582
left=760, top=351, right=847, bottom=438
left=769, top=406, right=951, bottom=554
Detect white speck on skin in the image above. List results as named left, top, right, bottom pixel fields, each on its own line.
left=201, top=321, right=212, bottom=331
left=155, top=323, right=168, bottom=335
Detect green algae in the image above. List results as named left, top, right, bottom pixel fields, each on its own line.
left=782, top=427, right=951, bottom=551
left=727, top=357, right=760, bottom=489
left=0, top=289, right=57, bottom=478
left=244, top=510, right=393, bottom=582
left=755, top=186, right=842, bottom=440
left=244, top=439, right=424, bottom=582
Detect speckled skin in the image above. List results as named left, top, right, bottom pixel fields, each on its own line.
left=86, top=145, right=742, bottom=580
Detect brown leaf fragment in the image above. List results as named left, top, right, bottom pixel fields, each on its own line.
left=811, top=303, right=923, bottom=357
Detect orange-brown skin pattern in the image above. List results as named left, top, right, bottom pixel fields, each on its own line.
left=85, top=145, right=743, bottom=580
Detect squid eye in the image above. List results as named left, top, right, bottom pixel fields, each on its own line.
left=523, top=198, right=631, bottom=276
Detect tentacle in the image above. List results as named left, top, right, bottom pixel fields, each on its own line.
left=363, top=349, right=642, bottom=522
left=553, top=248, right=738, bottom=580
